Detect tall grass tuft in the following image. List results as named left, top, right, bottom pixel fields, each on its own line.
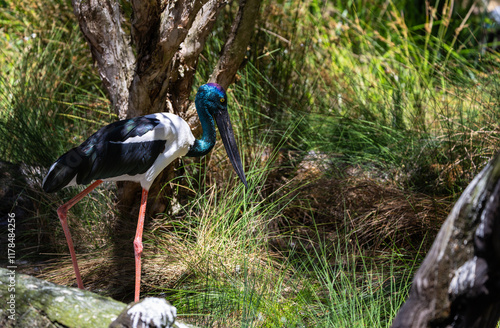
left=136, top=142, right=301, bottom=325
left=293, top=236, right=418, bottom=327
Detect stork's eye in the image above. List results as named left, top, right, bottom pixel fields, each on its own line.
left=220, top=98, right=225, bottom=103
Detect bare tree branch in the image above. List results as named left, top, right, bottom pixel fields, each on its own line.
left=179, top=0, right=227, bottom=60
left=210, top=0, right=262, bottom=89
left=72, top=0, right=135, bottom=119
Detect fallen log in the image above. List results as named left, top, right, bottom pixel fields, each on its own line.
left=0, top=268, right=195, bottom=328
left=391, top=153, right=500, bottom=327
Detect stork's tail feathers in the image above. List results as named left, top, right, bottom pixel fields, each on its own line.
left=42, top=148, right=81, bottom=193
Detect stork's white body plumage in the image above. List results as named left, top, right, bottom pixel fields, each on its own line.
left=131, top=113, right=195, bottom=189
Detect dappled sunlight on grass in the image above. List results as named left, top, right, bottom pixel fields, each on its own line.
left=3, top=0, right=500, bottom=326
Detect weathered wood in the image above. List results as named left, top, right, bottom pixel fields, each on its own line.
left=0, top=267, right=124, bottom=327
left=391, top=153, right=500, bottom=327
left=127, top=0, right=208, bottom=117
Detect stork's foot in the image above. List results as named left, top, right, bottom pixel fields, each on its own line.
left=109, top=298, right=178, bottom=328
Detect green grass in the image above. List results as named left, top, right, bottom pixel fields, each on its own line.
left=150, top=208, right=418, bottom=327
left=142, top=156, right=418, bottom=326
left=293, top=244, right=415, bottom=327
left=0, top=9, right=115, bottom=260
left=266, top=0, right=500, bottom=195
left=0, top=25, right=111, bottom=166
left=1, top=0, right=500, bottom=326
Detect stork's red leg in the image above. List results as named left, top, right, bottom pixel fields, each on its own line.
left=133, top=188, right=148, bottom=302
left=57, top=180, right=103, bottom=289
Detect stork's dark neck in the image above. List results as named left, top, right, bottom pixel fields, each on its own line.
left=186, top=99, right=216, bottom=157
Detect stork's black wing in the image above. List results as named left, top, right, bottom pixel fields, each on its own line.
left=43, top=116, right=166, bottom=192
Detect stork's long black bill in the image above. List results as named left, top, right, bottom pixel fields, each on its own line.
left=214, top=111, right=248, bottom=188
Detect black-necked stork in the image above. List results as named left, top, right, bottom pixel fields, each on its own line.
left=42, top=83, right=247, bottom=302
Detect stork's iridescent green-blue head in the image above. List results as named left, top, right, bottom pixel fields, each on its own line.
left=187, top=83, right=247, bottom=187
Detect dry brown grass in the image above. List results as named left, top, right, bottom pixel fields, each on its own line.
left=343, top=178, right=450, bottom=250
left=274, top=151, right=452, bottom=254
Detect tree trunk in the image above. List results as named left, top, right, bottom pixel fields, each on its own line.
left=72, top=0, right=135, bottom=120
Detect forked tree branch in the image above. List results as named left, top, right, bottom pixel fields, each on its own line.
left=72, top=0, right=260, bottom=120
left=127, top=0, right=209, bottom=117
left=169, top=0, right=228, bottom=119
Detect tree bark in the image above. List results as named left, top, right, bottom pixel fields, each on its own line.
left=127, top=0, right=209, bottom=118
left=391, top=153, right=500, bottom=327
left=71, top=0, right=135, bottom=119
